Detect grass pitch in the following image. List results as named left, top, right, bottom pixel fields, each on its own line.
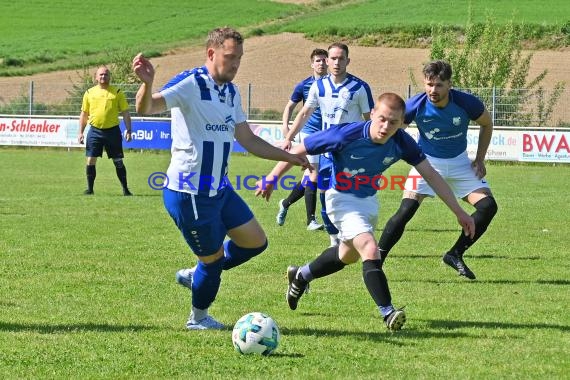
left=0, top=148, right=568, bottom=378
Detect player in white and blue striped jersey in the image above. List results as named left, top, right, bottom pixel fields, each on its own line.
left=133, top=27, right=309, bottom=331
left=378, top=60, right=498, bottom=280
left=277, top=48, right=329, bottom=231
left=282, top=42, right=375, bottom=247
left=257, top=93, right=475, bottom=331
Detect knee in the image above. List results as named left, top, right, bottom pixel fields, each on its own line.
left=254, top=239, right=269, bottom=255
left=112, top=158, right=124, bottom=169
left=475, top=196, right=498, bottom=218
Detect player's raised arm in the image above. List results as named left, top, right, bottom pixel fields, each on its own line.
left=132, top=53, right=167, bottom=115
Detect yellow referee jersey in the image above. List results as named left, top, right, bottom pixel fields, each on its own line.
left=81, top=85, right=129, bottom=129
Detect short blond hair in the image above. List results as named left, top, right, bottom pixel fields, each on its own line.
left=206, top=27, right=243, bottom=49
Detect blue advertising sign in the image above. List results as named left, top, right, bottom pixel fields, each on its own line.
left=120, top=120, right=172, bottom=150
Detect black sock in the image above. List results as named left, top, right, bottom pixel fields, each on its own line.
left=448, top=196, right=498, bottom=257
left=114, top=164, right=128, bottom=190
left=283, top=181, right=305, bottom=208
left=308, top=246, right=346, bottom=280
left=378, top=198, right=420, bottom=256
left=362, top=259, right=391, bottom=307
left=304, top=181, right=318, bottom=224
left=86, top=165, right=96, bottom=191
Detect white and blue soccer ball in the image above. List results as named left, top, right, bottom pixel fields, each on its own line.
left=232, top=312, right=280, bottom=355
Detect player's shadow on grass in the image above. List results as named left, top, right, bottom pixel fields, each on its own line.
left=0, top=322, right=157, bottom=334
left=280, top=326, right=470, bottom=344
left=390, top=278, right=570, bottom=286
left=420, top=319, right=570, bottom=332
left=376, top=227, right=458, bottom=233
left=391, top=254, right=541, bottom=261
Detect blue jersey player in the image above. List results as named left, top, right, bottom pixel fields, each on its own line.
left=378, top=60, right=498, bottom=280
left=277, top=48, right=328, bottom=231
left=132, top=27, right=309, bottom=330
left=282, top=42, right=375, bottom=247
left=257, top=93, right=475, bottom=331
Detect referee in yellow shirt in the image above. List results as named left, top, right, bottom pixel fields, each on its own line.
left=78, top=66, right=133, bottom=196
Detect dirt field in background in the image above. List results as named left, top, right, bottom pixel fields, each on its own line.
left=1, top=33, right=569, bottom=117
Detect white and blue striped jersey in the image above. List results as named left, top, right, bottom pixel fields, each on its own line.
left=306, top=73, right=374, bottom=130
left=405, top=89, right=485, bottom=158
left=304, top=122, right=426, bottom=197
left=160, top=66, right=247, bottom=197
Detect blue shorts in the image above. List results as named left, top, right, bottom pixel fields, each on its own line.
left=163, top=187, right=254, bottom=256
left=317, top=154, right=333, bottom=190
left=85, top=125, right=124, bottom=158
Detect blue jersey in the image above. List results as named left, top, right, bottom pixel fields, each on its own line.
left=405, top=89, right=485, bottom=158
left=160, top=66, right=247, bottom=197
left=304, top=122, right=426, bottom=197
left=290, top=76, right=323, bottom=134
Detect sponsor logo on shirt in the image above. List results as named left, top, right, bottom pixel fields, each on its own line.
left=205, top=123, right=230, bottom=131
left=341, top=167, right=365, bottom=177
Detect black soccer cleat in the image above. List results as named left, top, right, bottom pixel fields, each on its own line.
left=384, top=308, right=406, bottom=331
left=443, top=253, right=476, bottom=280
left=286, top=265, right=308, bottom=310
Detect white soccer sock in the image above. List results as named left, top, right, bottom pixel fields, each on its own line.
left=329, top=234, right=339, bottom=247
left=190, top=307, right=208, bottom=322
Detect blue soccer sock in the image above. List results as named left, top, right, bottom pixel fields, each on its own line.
left=191, top=258, right=224, bottom=310
left=222, top=239, right=268, bottom=270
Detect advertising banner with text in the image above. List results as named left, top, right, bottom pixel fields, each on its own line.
left=1, top=116, right=568, bottom=163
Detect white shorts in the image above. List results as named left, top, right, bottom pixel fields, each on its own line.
left=405, top=151, right=490, bottom=198
left=300, top=131, right=320, bottom=165
left=325, top=189, right=379, bottom=241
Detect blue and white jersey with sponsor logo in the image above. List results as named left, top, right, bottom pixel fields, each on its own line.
left=304, top=122, right=426, bottom=197
left=160, top=66, right=247, bottom=196
left=290, top=75, right=323, bottom=134
left=305, top=73, right=374, bottom=176
left=305, top=73, right=374, bottom=130
left=405, top=89, right=485, bottom=158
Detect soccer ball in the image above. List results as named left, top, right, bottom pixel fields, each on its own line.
left=232, top=312, right=280, bottom=355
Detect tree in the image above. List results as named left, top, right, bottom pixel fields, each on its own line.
left=429, top=16, right=565, bottom=127
left=65, top=48, right=140, bottom=114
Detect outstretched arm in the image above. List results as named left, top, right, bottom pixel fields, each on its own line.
left=415, top=159, right=475, bottom=238
left=235, top=122, right=310, bottom=171
left=255, top=143, right=309, bottom=201
left=281, top=105, right=315, bottom=150
left=132, top=53, right=167, bottom=115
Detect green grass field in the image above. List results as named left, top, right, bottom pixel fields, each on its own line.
left=1, top=148, right=568, bottom=378
left=1, top=0, right=568, bottom=76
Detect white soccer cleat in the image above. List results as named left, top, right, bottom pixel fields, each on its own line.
left=306, top=220, right=324, bottom=231
left=186, top=315, right=225, bottom=330
left=175, top=267, right=196, bottom=289
left=276, top=199, right=288, bottom=226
